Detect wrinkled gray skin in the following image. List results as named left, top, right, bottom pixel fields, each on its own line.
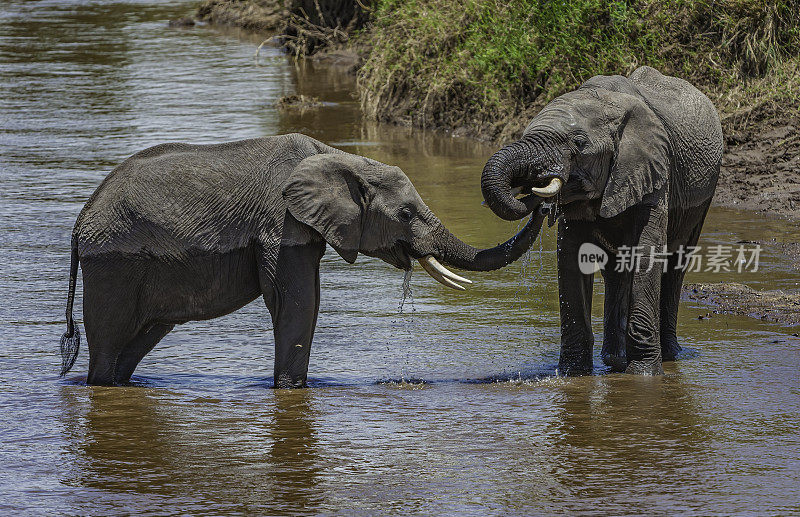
left=61, top=133, right=545, bottom=387
left=481, top=67, right=723, bottom=375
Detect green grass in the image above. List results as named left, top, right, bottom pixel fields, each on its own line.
left=357, top=0, right=800, bottom=139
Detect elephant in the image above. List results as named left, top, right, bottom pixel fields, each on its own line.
left=480, top=66, right=723, bottom=375
left=59, top=133, right=546, bottom=387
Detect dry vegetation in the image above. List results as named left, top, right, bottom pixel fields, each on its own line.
left=197, top=0, right=369, bottom=56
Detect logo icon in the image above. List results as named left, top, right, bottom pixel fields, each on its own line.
left=578, top=242, right=608, bottom=274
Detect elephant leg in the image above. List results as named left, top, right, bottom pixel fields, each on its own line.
left=660, top=204, right=708, bottom=361
left=624, top=205, right=667, bottom=375
left=115, top=323, right=174, bottom=383
left=261, top=242, right=325, bottom=389
left=83, top=276, right=140, bottom=385
left=659, top=253, right=687, bottom=362
left=86, top=337, right=125, bottom=386
left=600, top=257, right=631, bottom=371
left=557, top=219, right=595, bottom=375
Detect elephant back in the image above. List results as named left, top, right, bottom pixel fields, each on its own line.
left=629, top=66, right=723, bottom=208
left=74, top=134, right=339, bottom=260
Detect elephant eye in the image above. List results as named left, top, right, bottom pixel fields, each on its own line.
left=399, top=207, right=413, bottom=222
left=572, top=135, right=589, bottom=152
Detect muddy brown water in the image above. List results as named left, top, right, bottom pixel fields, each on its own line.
left=1, top=1, right=799, bottom=514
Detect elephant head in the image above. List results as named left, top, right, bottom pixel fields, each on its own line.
left=283, top=153, right=545, bottom=289
left=481, top=80, right=670, bottom=221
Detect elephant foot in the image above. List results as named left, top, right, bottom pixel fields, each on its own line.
left=601, top=340, right=627, bottom=372
left=274, top=372, right=308, bottom=389
left=557, top=355, right=593, bottom=376
left=601, top=351, right=627, bottom=372
left=661, top=339, right=682, bottom=362
left=624, top=360, right=664, bottom=376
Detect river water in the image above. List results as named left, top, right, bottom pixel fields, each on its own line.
left=1, top=1, right=799, bottom=514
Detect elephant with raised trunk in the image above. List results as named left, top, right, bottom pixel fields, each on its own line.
left=481, top=66, right=722, bottom=375
left=60, top=133, right=545, bottom=387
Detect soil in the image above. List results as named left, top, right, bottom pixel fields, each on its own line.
left=168, top=17, right=196, bottom=27
left=196, top=0, right=284, bottom=33
left=274, top=94, right=323, bottom=111
left=683, top=283, right=800, bottom=326
left=715, top=120, right=800, bottom=221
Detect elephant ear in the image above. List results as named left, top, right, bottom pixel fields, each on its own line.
left=282, top=153, right=371, bottom=263
left=599, top=93, right=670, bottom=218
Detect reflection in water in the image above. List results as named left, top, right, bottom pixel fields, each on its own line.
left=2, top=0, right=800, bottom=514
left=60, top=387, right=323, bottom=514
left=549, top=373, right=711, bottom=512
left=266, top=391, right=323, bottom=513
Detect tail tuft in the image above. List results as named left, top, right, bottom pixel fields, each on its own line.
left=60, top=235, right=80, bottom=377
left=59, top=326, right=80, bottom=377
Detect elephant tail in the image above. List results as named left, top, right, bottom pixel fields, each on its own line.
left=59, top=235, right=81, bottom=377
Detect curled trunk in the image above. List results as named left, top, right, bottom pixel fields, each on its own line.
left=480, top=140, right=538, bottom=221
left=434, top=205, right=546, bottom=272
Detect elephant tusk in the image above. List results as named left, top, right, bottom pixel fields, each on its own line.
left=418, top=255, right=472, bottom=290
left=421, top=255, right=472, bottom=284
left=530, top=177, right=563, bottom=198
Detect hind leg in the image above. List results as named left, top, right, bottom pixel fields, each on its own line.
left=84, top=308, right=139, bottom=385
left=82, top=261, right=143, bottom=385
left=660, top=203, right=709, bottom=361
left=660, top=227, right=702, bottom=361
left=85, top=324, right=136, bottom=386
left=115, top=323, right=174, bottom=383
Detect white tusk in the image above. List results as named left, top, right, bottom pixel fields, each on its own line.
left=418, top=255, right=472, bottom=290
left=530, top=177, right=563, bottom=198
left=421, top=255, right=472, bottom=284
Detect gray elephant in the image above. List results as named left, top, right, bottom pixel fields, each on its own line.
left=480, top=66, right=723, bottom=375
left=59, top=133, right=545, bottom=387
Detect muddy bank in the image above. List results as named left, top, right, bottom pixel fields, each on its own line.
left=196, top=0, right=367, bottom=57
left=717, top=121, right=800, bottom=221
left=196, top=0, right=284, bottom=33
left=683, top=283, right=800, bottom=326
left=682, top=239, right=800, bottom=326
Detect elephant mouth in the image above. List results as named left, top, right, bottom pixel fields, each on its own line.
left=386, top=242, right=414, bottom=271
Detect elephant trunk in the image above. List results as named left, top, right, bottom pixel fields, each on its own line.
left=481, top=133, right=565, bottom=221
left=480, top=140, right=537, bottom=221
left=424, top=203, right=546, bottom=276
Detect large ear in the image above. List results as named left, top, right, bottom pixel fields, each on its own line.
left=282, top=153, right=371, bottom=263
left=599, top=93, right=670, bottom=218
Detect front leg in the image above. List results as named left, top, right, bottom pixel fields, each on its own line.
left=557, top=219, right=596, bottom=374
left=600, top=257, right=631, bottom=372
left=624, top=204, right=667, bottom=375
left=264, top=240, right=325, bottom=389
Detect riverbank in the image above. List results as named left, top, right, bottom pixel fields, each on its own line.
left=684, top=283, right=800, bottom=326
left=194, top=0, right=800, bottom=221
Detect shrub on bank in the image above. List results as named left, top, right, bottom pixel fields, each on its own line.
left=357, top=0, right=800, bottom=140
